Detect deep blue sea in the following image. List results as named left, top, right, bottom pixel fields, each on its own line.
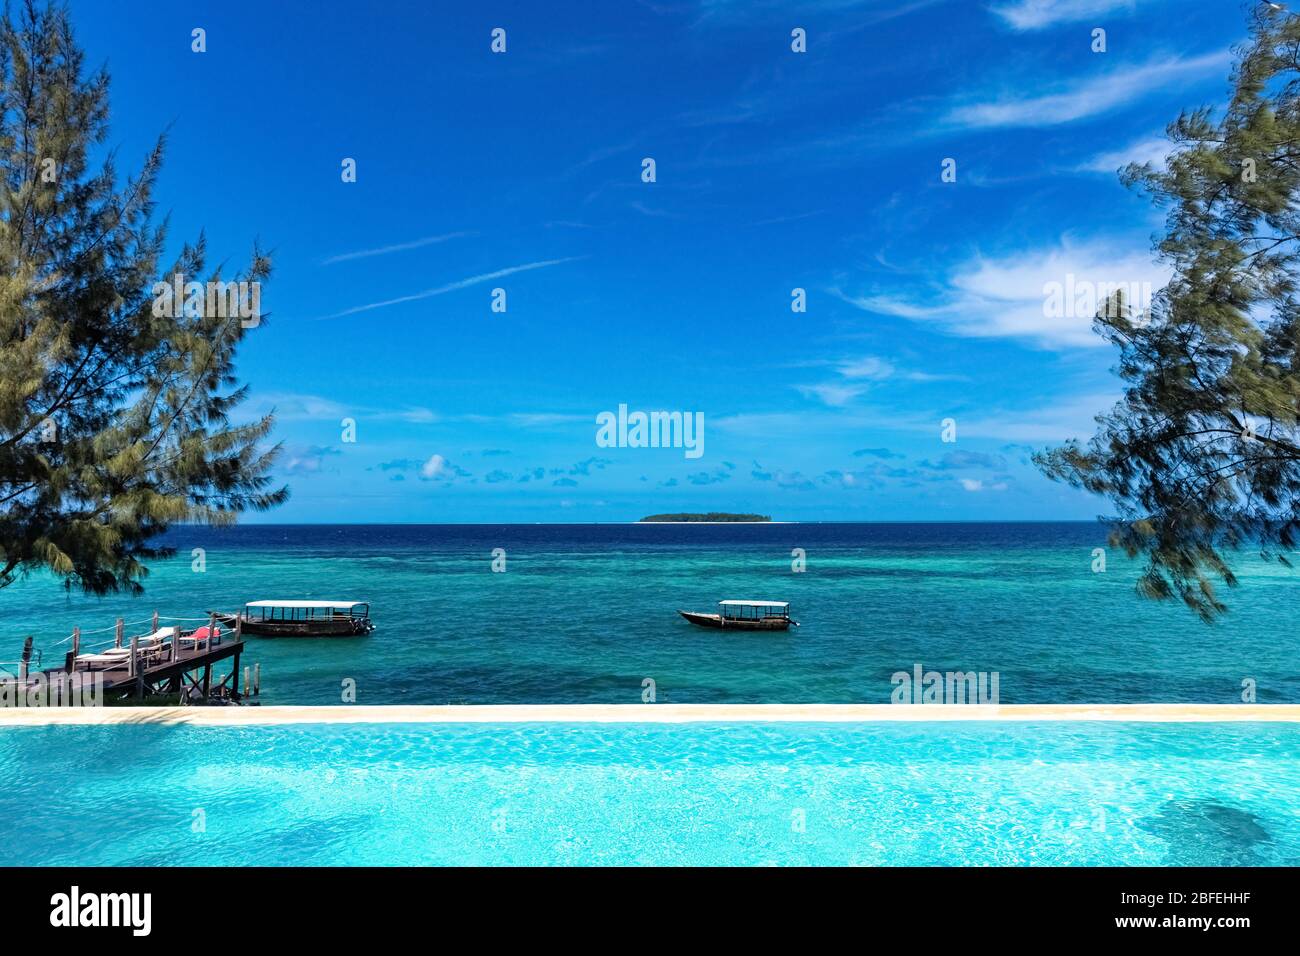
left=1, top=522, right=1296, bottom=704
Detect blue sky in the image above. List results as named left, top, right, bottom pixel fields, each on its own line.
left=71, top=0, right=1244, bottom=521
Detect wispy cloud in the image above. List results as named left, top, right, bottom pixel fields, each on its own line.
left=921, top=450, right=1007, bottom=470
left=854, top=447, right=904, bottom=460
left=748, top=210, right=826, bottom=228
left=945, top=51, right=1228, bottom=129
left=321, top=232, right=473, bottom=265
left=991, top=0, right=1139, bottom=31
left=687, top=465, right=732, bottom=485
left=750, top=459, right=816, bottom=490
left=796, top=353, right=959, bottom=406
left=281, top=444, right=342, bottom=475
left=1075, top=134, right=1171, bottom=173
left=836, top=356, right=896, bottom=380
left=959, top=390, right=1121, bottom=442
left=839, top=237, right=1171, bottom=349
left=694, top=0, right=948, bottom=26
left=508, top=412, right=589, bottom=428
left=629, top=200, right=681, bottom=219
left=246, top=391, right=437, bottom=424
left=323, top=258, right=583, bottom=319
left=796, top=382, right=868, bottom=407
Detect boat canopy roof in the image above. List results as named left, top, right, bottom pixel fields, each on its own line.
left=245, top=600, right=368, bottom=609
left=719, top=600, right=789, bottom=608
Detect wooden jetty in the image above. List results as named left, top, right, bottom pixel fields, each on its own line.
left=4, top=613, right=254, bottom=705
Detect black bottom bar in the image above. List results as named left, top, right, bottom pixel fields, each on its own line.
left=4, top=866, right=1286, bottom=942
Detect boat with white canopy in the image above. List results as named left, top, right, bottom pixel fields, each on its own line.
left=678, top=600, right=797, bottom=631
left=215, top=601, right=374, bottom=638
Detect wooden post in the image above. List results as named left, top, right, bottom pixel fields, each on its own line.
left=71, top=627, right=80, bottom=660
left=254, top=662, right=261, bottom=696
left=244, top=666, right=251, bottom=697
left=201, top=663, right=211, bottom=700
left=208, top=612, right=217, bottom=650
left=114, top=618, right=124, bottom=648
left=132, top=632, right=145, bottom=699
left=151, top=610, right=159, bottom=634
left=18, top=636, right=32, bottom=680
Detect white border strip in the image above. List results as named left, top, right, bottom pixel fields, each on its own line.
left=0, top=703, right=1297, bottom=726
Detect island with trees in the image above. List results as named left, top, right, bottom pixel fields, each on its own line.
left=639, top=513, right=772, bottom=523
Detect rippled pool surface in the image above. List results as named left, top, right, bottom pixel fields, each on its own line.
left=3, top=721, right=1296, bottom=866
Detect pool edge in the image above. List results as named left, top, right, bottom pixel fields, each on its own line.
left=0, top=703, right=1297, bottom=725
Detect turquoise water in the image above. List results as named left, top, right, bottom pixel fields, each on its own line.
left=0, top=721, right=1295, bottom=866
left=1, top=523, right=1297, bottom=704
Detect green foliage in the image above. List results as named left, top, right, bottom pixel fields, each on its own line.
left=1036, top=7, right=1300, bottom=620
left=0, top=1, right=284, bottom=595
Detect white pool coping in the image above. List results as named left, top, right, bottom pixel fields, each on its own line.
left=0, top=703, right=1296, bottom=725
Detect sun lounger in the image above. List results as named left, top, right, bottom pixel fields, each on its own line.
left=179, top=626, right=221, bottom=645
left=72, top=652, right=129, bottom=671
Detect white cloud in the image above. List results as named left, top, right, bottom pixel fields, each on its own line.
left=945, top=51, right=1228, bottom=129
left=959, top=478, right=1009, bottom=492
left=992, top=0, right=1138, bottom=31
left=845, top=238, right=1171, bottom=349
left=1076, top=134, right=1171, bottom=173
left=420, top=455, right=450, bottom=480
left=419, top=454, right=470, bottom=482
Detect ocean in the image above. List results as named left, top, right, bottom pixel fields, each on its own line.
left=0, top=522, right=1295, bottom=705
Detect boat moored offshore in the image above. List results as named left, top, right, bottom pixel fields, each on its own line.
left=678, top=600, right=797, bottom=631
left=215, top=600, right=375, bottom=638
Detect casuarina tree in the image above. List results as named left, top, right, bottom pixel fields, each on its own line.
left=0, top=1, right=284, bottom=595
left=1037, top=5, right=1300, bottom=620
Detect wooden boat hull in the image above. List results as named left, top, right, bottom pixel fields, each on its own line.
left=214, top=614, right=373, bottom=638
left=678, top=610, right=792, bottom=631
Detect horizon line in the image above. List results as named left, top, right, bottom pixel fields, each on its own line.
left=162, top=518, right=1108, bottom=527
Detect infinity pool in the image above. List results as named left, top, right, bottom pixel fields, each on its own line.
left=2, top=721, right=1295, bottom=866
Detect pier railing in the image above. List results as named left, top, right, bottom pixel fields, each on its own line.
left=2, top=610, right=251, bottom=704
left=0, top=611, right=241, bottom=679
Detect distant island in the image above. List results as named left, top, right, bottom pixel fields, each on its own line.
left=639, top=513, right=771, bottom=523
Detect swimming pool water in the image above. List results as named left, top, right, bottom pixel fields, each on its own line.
left=2, top=721, right=1296, bottom=866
